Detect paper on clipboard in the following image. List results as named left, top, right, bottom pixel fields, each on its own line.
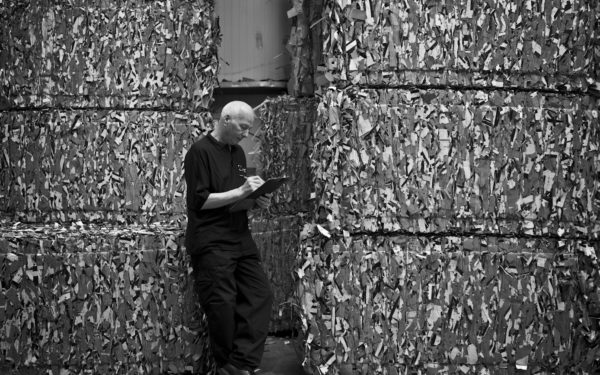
left=229, top=177, right=289, bottom=212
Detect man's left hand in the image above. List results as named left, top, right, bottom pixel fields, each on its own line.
left=255, top=193, right=272, bottom=209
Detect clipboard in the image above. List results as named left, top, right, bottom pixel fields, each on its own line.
left=229, top=177, right=288, bottom=212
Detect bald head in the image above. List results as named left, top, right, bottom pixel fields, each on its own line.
left=213, top=101, right=255, bottom=145
left=220, top=101, right=255, bottom=123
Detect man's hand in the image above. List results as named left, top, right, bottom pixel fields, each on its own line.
left=255, top=193, right=272, bottom=210
left=240, top=176, right=265, bottom=197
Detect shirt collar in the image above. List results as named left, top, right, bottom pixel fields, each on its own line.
left=206, top=132, right=230, bottom=150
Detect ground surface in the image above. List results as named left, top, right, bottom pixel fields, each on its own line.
left=259, top=337, right=307, bottom=375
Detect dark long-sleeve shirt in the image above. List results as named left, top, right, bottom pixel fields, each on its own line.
left=184, top=134, right=256, bottom=255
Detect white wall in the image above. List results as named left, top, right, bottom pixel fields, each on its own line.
left=215, top=0, right=292, bottom=83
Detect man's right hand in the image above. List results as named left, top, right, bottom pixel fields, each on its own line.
left=240, top=176, right=264, bottom=197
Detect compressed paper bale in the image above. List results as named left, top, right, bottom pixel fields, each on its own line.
left=309, top=88, right=599, bottom=238
left=296, top=231, right=600, bottom=374
left=0, top=221, right=211, bottom=373
left=251, top=215, right=302, bottom=333
left=286, top=0, right=324, bottom=96
left=255, top=96, right=318, bottom=216
left=0, top=109, right=210, bottom=224
left=293, top=2, right=599, bottom=374
left=0, top=0, right=218, bottom=110
left=317, top=0, right=597, bottom=91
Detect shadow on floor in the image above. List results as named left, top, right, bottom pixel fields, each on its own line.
left=259, top=336, right=308, bottom=375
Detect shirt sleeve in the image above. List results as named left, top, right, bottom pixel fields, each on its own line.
left=184, top=146, right=210, bottom=211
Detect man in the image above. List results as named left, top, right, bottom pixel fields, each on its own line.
left=184, top=101, right=274, bottom=375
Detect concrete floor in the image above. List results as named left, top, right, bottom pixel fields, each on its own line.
left=258, top=337, right=307, bottom=375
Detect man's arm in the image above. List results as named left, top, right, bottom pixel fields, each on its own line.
left=200, top=176, right=264, bottom=210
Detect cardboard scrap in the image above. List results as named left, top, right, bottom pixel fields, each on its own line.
left=317, top=0, right=596, bottom=90
left=0, top=109, right=211, bottom=224
left=0, top=0, right=218, bottom=110
left=255, top=97, right=318, bottom=216
left=0, top=220, right=212, bottom=373
left=296, top=231, right=600, bottom=374
left=309, top=88, right=599, bottom=239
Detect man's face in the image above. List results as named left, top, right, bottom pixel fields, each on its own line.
left=224, top=112, right=253, bottom=144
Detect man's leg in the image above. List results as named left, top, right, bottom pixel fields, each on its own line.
left=190, top=250, right=237, bottom=368
left=229, top=251, right=274, bottom=370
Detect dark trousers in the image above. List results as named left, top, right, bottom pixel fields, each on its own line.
left=191, top=248, right=273, bottom=370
